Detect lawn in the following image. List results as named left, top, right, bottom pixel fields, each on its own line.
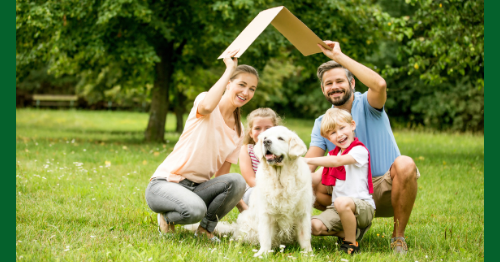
left=16, top=109, right=484, bottom=261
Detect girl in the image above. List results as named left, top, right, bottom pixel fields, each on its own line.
left=239, top=108, right=281, bottom=207
left=145, top=50, right=258, bottom=242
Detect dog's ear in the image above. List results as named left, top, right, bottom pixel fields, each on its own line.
left=253, top=136, right=264, bottom=160
left=288, top=133, right=307, bottom=159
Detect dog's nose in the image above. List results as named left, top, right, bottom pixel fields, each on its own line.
left=263, top=139, right=271, bottom=146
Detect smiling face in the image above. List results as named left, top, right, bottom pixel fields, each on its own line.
left=249, top=117, right=275, bottom=143
left=322, top=68, right=354, bottom=106
left=226, top=73, right=258, bottom=108
left=326, top=119, right=356, bottom=151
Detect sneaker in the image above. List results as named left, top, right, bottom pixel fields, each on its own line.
left=340, top=241, right=360, bottom=255
left=390, top=237, right=408, bottom=254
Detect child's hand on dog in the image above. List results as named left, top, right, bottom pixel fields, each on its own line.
left=300, top=157, right=311, bottom=164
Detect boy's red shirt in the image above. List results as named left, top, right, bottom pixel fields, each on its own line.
left=321, top=138, right=374, bottom=194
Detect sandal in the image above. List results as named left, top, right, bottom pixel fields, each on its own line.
left=390, top=237, right=408, bottom=254
left=340, top=241, right=360, bottom=255
left=157, top=213, right=174, bottom=235
left=194, top=230, right=221, bottom=243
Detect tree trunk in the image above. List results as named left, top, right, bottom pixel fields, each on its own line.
left=174, top=90, right=187, bottom=133
left=144, top=43, right=174, bottom=143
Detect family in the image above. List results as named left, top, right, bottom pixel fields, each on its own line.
left=144, top=41, right=420, bottom=255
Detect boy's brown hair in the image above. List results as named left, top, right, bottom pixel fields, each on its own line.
left=320, top=108, right=354, bottom=138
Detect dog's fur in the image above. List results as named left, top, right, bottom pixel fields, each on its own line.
left=236, top=126, right=313, bottom=256
left=184, top=127, right=314, bottom=256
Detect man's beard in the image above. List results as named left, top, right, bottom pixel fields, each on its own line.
left=326, top=87, right=353, bottom=106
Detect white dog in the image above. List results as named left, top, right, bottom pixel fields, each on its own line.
left=184, top=126, right=313, bottom=256
left=235, top=126, right=313, bottom=256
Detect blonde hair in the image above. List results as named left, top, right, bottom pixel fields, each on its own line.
left=320, top=108, right=354, bottom=138
left=230, top=65, right=259, bottom=137
left=243, top=108, right=281, bottom=145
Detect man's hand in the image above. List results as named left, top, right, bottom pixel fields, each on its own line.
left=318, top=40, right=387, bottom=109
left=318, top=41, right=343, bottom=61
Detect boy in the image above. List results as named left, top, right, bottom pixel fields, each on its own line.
left=303, top=108, right=375, bottom=254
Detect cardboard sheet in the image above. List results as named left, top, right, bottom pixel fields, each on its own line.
left=218, top=6, right=331, bottom=59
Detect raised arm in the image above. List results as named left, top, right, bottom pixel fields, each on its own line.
left=197, top=49, right=239, bottom=115
left=318, top=41, right=387, bottom=109
left=303, top=154, right=357, bottom=168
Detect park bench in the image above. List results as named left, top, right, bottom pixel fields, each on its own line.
left=32, top=94, right=78, bottom=108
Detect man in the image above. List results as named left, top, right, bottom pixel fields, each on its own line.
left=305, top=40, right=419, bottom=254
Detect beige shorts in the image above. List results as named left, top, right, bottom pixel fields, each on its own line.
left=323, top=166, right=420, bottom=218
left=313, top=197, right=375, bottom=240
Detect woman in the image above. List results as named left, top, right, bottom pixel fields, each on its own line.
left=145, top=50, right=257, bottom=242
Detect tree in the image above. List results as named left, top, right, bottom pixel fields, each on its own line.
left=375, top=0, right=484, bottom=131
left=16, top=0, right=282, bottom=142
left=17, top=0, right=389, bottom=138
left=171, top=0, right=390, bottom=121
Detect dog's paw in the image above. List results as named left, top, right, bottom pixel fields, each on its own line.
left=253, top=249, right=269, bottom=257
left=299, top=244, right=312, bottom=253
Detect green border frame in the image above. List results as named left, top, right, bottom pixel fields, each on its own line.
left=10, top=0, right=488, bottom=260
left=485, top=0, right=494, bottom=259
left=8, top=0, right=15, bottom=259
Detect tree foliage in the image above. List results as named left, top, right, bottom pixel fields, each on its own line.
left=16, top=0, right=283, bottom=141
left=16, top=0, right=484, bottom=135
left=376, top=0, right=484, bottom=131
left=193, top=0, right=388, bottom=119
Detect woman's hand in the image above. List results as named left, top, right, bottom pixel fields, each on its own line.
left=317, top=40, right=342, bottom=61
left=223, top=49, right=239, bottom=71
left=197, top=49, right=240, bottom=116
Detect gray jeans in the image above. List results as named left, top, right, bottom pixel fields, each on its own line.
left=145, top=173, right=246, bottom=232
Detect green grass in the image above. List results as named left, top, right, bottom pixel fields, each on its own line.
left=16, top=109, right=484, bottom=261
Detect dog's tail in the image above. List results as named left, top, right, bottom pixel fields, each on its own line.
left=183, top=223, right=200, bottom=232
left=183, top=222, right=236, bottom=236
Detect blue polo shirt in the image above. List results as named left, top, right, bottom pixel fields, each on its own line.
left=310, top=91, right=400, bottom=177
